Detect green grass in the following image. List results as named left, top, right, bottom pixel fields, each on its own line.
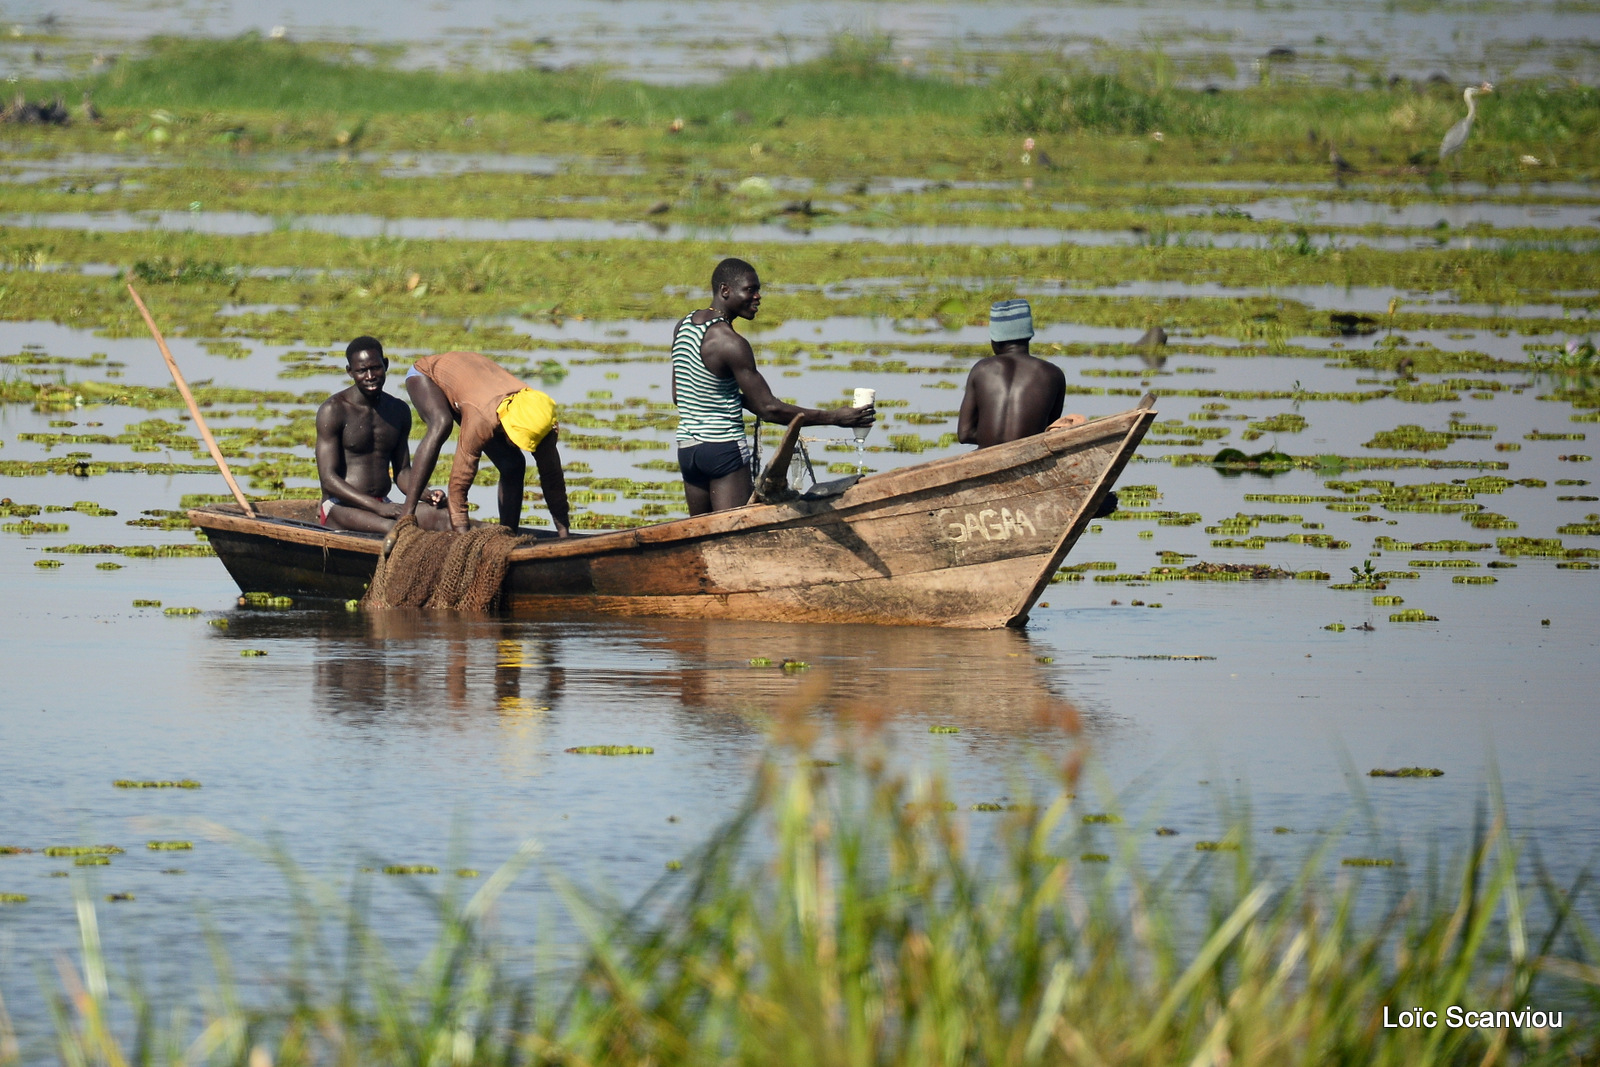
left=26, top=750, right=1600, bottom=1066
left=58, top=33, right=978, bottom=125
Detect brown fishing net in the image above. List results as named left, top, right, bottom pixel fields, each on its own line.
left=363, top=517, right=530, bottom=611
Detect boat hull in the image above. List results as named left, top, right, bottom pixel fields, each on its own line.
left=190, top=402, right=1154, bottom=628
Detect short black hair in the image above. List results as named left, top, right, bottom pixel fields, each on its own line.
left=711, top=257, right=758, bottom=293
left=345, top=336, right=384, bottom=362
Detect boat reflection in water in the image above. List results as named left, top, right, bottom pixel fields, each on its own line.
left=211, top=609, right=1083, bottom=740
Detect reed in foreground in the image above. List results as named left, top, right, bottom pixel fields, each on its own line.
left=28, top=753, right=1600, bottom=1066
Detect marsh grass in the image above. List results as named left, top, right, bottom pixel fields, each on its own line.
left=23, top=749, right=1600, bottom=1066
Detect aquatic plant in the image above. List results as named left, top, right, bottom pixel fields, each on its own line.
left=929, top=726, right=960, bottom=734
left=44, top=846, right=124, bottom=856
left=113, top=779, right=201, bottom=789
left=1341, top=858, right=1396, bottom=868
left=0, top=893, right=27, bottom=904
left=146, top=841, right=193, bottom=850
left=1389, top=609, right=1439, bottom=622
left=240, top=649, right=268, bottom=657
left=564, top=745, right=654, bottom=756
left=381, top=865, right=439, bottom=876
left=1370, top=767, right=1445, bottom=778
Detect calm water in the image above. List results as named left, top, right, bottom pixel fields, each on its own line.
left=2, top=0, right=1599, bottom=1050
left=4, top=322, right=1598, bottom=1037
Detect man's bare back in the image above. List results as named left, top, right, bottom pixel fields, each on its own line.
left=957, top=352, right=1067, bottom=448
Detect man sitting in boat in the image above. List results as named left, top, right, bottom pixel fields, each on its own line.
left=957, top=299, right=1086, bottom=447
left=314, top=336, right=452, bottom=533
left=673, top=257, right=875, bottom=514
left=399, top=351, right=572, bottom=536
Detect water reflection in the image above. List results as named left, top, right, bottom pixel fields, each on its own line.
left=215, top=609, right=1077, bottom=736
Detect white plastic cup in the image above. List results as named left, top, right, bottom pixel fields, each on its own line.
left=852, top=387, right=875, bottom=442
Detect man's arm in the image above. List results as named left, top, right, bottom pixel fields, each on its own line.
left=389, top=405, right=445, bottom=507
left=704, top=327, right=873, bottom=428
left=314, top=400, right=400, bottom=517
left=956, top=364, right=985, bottom=445
left=443, top=418, right=490, bottom=531
left=532, top=430, right=570, bottom=537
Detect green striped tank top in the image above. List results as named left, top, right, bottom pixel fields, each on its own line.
left=672, top=313, right=745, bottom=443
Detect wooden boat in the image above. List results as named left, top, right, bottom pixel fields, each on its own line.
left=189, top=396, right=1155, bottom=629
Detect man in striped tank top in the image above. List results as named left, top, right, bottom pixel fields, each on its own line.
left=672, top=258, right=875, bottom=515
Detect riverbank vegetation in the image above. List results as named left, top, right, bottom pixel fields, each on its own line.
left=22, top=746, right=1600, bottom=1066
left=5, top=34, right=1598, bottom=180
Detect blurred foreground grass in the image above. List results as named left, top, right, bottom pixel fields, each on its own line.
left=14, top=737, right=1598, bottom=1066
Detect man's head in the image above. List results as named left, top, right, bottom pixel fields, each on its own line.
left=711, top=257, right=761, bottom=320
left=989, top=299, right=1034, bottom=354
left=344, top=335, right=387, bottom=396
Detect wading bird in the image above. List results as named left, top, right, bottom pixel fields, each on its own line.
left=1439, top=82, right=1493, bottom=161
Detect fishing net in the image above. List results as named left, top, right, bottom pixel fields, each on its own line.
left=363, top=516, right=530, bottom=611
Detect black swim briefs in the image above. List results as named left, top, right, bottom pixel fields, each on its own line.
left=678, top=438, right=751, bottom=488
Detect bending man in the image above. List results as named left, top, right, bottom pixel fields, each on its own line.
left=314, top=336, right=451, bottom=533
left=957, top=298, right=1083, bottom=448
left=672, top=257, right=874, bottom=515
left=401, top=351, right=571, bottom=536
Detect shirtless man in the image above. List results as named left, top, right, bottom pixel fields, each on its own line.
left=314, top=336, right=451, bottom=533
left=400, top=351, right=570, bottom=536
left=672, top=257, right=874, bottom=515
left=956, top=298, right=1084, bottom=448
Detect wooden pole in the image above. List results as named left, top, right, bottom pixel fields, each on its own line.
left=127, top=285, right=257, bottom=517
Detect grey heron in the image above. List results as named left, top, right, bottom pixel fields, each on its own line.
left=1439, top=82, right=1493, bottom=161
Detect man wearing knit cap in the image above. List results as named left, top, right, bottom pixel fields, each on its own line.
left=957, top=299, right=1082, bottom=448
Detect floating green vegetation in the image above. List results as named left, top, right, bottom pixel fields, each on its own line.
left=1498, top=536, right=1600, bottom=559
left=456, top=869, right=480, bottom=878
left=1454, top=575, right=1498, bottom=584
left=929, top=726, right=960, bottom=735
left=1079, top=853, right=1111, bottom=863
left=780, top=659, right=810, bottom=672
left=0, top=846, right=33, bottom=855
left=1558, top=519, right=1600, bottom=536
left=1273, top=827, right=1295, bottom=835
left=971, top=803, right=1005, bottom=812
left=1370, top=767, right=1445, bottom=778
left=1409, top=559, right=1478, bottom=568
left=95, top=562, right=123, bottom=570
left=565, top=746, right=654, bottom=756
left=132, top=599, right=161, bottom=607
left=44, top=846, right=123, bottom=856
left=1341, top=858, right=1396, bottom=868
left=383, top=865, right=439, bottom=875
left=105, top=893, right=135, bottom=902
left=1154, top=827, right=1179, bottom=836
left=1195, top=841, right=1240, bottom=852
left=1324, top=623, right=1346, bottom=631
left=240, top=649, right=268, bottom=657
left=1527, top=432, right=1586, bottom=441
left=0, top=894, right=28, bottom=904
left=240, top=592, right=294, bottom=608
left=2, top=520, right=70, bottom=534
left=747, top=657, right=772, bottom=668
left=1372, top=596, right=1405, bottom=606
left=74, top=856, right=111, bottom=866
left=1390, top=609, right=1438, bottom=622
left=147, top=841, right=192, bottom=850
left=1082, top=814, right=1121, bottom=824
left=209, top=619, right=230, bottom=629
left=113, top=779, right=201, bottom=789
left=34, top=559, right=62, bottom=569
